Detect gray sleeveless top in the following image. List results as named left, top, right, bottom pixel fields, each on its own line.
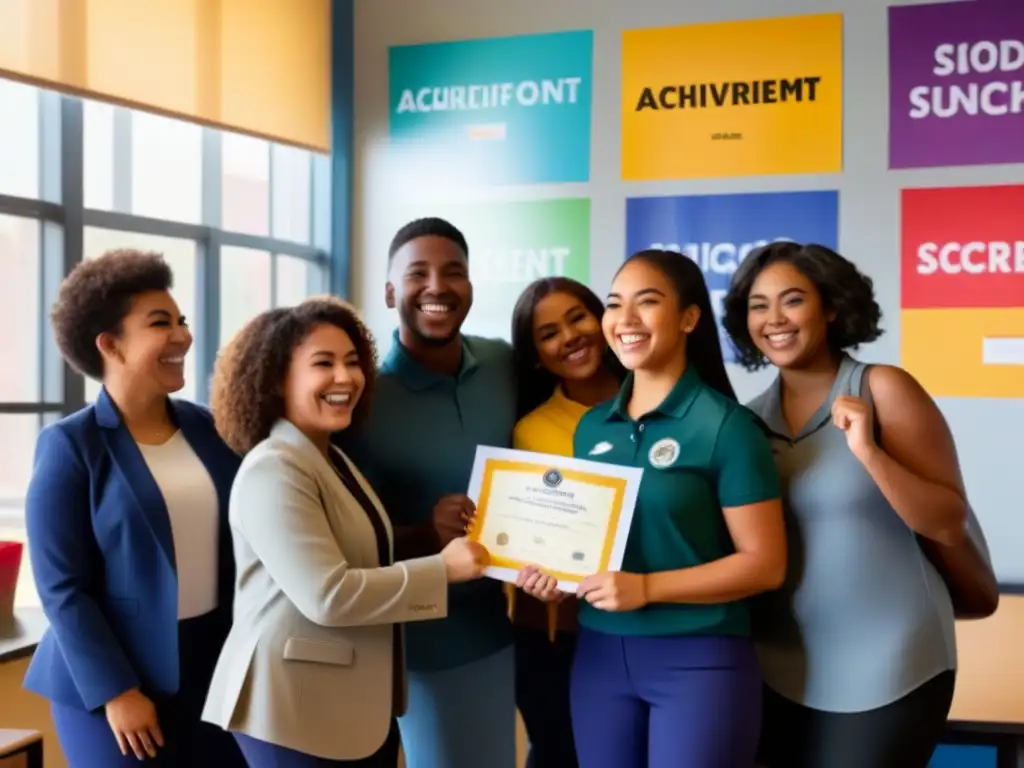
left=747, top=355, right=957, bottom=713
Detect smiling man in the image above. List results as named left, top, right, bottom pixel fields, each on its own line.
left=338, top=218, right=517, bottom=768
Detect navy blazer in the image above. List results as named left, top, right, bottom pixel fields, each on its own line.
left=22, top=390, right=241, bottom=712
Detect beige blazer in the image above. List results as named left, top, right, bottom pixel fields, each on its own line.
left=202, top=419, right=449, bottom=760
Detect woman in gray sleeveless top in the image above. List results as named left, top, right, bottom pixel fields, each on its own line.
left=721, top=242, right=969, bottom=768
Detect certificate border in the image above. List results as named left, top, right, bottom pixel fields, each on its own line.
left=466, top=445, right=643, bottom=592
left=473, top=459, right=627, bottom=581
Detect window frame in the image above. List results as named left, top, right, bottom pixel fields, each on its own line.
left=0, top=86, right=331, bottom=526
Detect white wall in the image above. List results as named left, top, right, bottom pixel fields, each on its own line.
left=352, top=0, right=1024, bottom=583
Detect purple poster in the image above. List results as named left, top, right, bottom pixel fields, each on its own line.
left=888, top=0, right=1024, bottom=169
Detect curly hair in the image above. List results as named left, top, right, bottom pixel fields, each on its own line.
left=722, top=242, right=884, bottom=371
left=50, top=249, right=173, bottom=379
left=211, top=297, right=378, bottom=456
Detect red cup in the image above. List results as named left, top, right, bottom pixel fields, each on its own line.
left=0, top=541, right=23, bottom=624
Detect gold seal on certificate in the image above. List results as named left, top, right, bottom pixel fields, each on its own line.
left=466, top=446, right=643, bottom=591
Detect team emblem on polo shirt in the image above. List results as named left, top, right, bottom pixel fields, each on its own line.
left=588, top=441, right=613, bottom=456
left=648, top=438, right=680, bottom=468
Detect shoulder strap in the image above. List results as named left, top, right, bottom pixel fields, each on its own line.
left=843, top=359, right=881, bottom=441
left=845, top=359, right=873, bottom=402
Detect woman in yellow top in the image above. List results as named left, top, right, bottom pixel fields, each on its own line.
left=508, top=277, right=624, bottom=768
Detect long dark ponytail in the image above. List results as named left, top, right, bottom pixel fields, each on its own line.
left=621, top=249, right=736, bottom=401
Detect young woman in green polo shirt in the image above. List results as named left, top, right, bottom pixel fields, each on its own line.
left=523, top=250, right=786, bottom=767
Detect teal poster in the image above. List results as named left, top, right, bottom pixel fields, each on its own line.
left=388, top=31, right=593, bottom=185
left=396, top=199, right=591, bottom=339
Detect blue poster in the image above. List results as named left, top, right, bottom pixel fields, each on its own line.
left=388, top=31, right=593, bottom=185
left=625, top=191, right=840, bottom=363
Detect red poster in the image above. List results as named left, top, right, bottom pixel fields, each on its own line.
left=901, top=184, right=1024, bottom=310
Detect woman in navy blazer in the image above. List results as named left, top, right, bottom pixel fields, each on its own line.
left=23, top=249, right=245, bottom=767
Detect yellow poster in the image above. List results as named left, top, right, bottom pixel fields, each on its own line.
left=621, top=13, right=843, bottom=181
left=902, top=308, right=1024, bottom=399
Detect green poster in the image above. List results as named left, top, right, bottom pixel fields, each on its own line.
left=397, top=198, right=591, bottom=340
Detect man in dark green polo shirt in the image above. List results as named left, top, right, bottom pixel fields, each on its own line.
left=338, top=218, right=517, bottom=768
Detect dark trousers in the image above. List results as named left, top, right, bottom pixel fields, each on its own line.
left=234, top=722, right=400, bottom=767
left=514, top=626, right=578, bottom=768
left=570, top=629, right=762, bottom=768
left=757, top=670, right=956, bottom=768
left=51, top=609, right=245, bottom=768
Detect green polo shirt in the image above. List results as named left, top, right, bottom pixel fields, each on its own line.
left=338, top=331, right=516, bottom=671
left=572, top=366, right=780, bottom=638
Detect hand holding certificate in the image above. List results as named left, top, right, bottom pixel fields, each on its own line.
left=465, top=446, right=643, bottom=592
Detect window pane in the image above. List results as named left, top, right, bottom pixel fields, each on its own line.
left=82, top=229, right=199, bottom=403
left=275, top=255, right=321, bottom=308
left=132, top=111, right=202, bottom=223
left=0, top=215, right=40, bottom=400
left=83, top=99, right=115, bottom=210
left=0, top=414, right=37, bottom=508
left=0, top=78, right=39, bottom=198
left=222, top=133, right=270, bottom=236
left=220, top=247, right=271, bottom=345
left=271, top=144, right=312, bottom=244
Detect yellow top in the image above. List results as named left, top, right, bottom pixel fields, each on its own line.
left=508, top=387, right=590, bottom=639
left=513, top=385, right=589, bottom=458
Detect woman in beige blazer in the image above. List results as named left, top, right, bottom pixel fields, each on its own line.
left=202, top=298, right=490, bottom=767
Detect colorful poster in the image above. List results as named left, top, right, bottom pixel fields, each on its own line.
left=625, top=191, right=839, bottom=363
left=889, top=1, right=1024, bottom=169
left=388, top=31, right=593, bottom=185
left=620, top=14, right=843, bottom=181
left=900, top=184, right=1024, bottom=398
left=394, top=199, right=591, bottom=340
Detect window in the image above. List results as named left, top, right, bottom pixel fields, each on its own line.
left=83, top=103, right=203, bottom=223
left=0, top=79, right=40, bottom=199
left=222, top=132, right=270, bottom=236
left=82, top=228, right=200, bottom=403
left=271, top=144, right=312, bottom=244
left=83, top=99, right=115, bottom=210
left=0, top=415, right=38, bottom=509
left=4, top=80, right=330, bottom=416
left=220, top=246, right=271, bottom=345
left=131, top=111, right=203, bottom=223
left=0, top=215, right=41, bottom=401
left=220, top=250, right=322, bottom=342
left=0, top=76, right=51, bottom=614
left=276, top=254, right=321, bottom=308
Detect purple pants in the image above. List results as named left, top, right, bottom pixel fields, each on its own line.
left=570, top=629, right=762, bottom=768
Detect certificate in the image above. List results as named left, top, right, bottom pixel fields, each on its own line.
left=465, top=446, right=643, bottom=592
